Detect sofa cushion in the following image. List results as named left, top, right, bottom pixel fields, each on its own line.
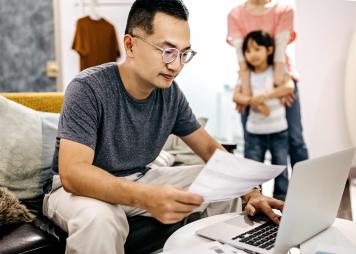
left=0, top=222, right=65, bottom=254
left=0, top=95, right=59, bottom=200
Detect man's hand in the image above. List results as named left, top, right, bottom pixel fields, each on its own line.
left=143, top=184, right=204, bottom=224
left=243, top=189, right=284, bottom=225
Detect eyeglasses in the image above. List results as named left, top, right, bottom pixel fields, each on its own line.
left=132, top=34, right=197, bottom=64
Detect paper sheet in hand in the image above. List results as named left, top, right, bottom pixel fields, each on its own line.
left=188, top=150, right=285, bottom=202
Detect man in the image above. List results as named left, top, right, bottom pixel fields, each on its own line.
left=43, top=0, right=284, bottom=253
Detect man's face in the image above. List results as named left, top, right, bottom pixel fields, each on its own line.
left=132, top=12, right=191, bottom=89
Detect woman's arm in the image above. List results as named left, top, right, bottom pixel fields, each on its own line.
left=266, top=75, right=294, bottom=99
left=250, top=75, right=294, bottom=106
left=273, top=31, right=290, bottom=85
left=233, top=85, right=251, bottom=105
left=231, top=37, right=252, bottom=96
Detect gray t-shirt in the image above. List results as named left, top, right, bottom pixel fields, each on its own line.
left=44, top=62, right=200, bottom=192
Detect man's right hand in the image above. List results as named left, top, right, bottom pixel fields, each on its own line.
left=142, top=184, right=204, bottom=224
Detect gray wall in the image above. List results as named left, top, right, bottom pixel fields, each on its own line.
left=0, top=0, right=56, bottom=92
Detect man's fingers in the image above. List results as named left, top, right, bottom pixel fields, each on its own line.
left=173, top=202, right=199, bottom=213
left=244, top=203, right=256, bottom=216
left=268, top=198, right=284, bottom=212
left=260, top=203, right=280, bottom=225
left=173, top=190, right=204, bottom=206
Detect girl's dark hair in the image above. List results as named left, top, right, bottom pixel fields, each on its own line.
left=125, top=0, right=189, bottom=35
left=242, top=30, right=274, bottom=71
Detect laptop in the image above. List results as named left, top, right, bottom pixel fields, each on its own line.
left=196, top=148, right=355, bottom=254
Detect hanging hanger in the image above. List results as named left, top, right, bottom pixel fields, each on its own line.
left=88, top=0, right=101, bottom=20
left=80, top=0, right=85, bottom=16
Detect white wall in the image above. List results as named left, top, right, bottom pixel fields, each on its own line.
left=175, top=0, right=241, bottom=137
left=296, top=0, right=356, bottom=163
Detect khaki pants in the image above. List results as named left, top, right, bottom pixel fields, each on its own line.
left=43, top=165, right=241, bottom=254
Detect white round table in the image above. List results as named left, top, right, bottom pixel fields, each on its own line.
left=164, top=213, right=239, bottom=251
left=163, top=213, right=356, bottom=253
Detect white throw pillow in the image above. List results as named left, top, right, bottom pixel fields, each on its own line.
left=0, top=95, right=59, bottom=200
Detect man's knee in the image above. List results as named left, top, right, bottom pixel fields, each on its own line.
left=69, top=204, right=129, bottom=240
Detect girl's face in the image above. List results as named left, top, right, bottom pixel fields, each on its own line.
left=244, top=39, right=273, bottom=69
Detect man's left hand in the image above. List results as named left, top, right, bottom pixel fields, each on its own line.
left=243, top=189, right=284, bottom=225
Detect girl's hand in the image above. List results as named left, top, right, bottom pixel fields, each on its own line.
left=250, top=95, right=265, bottom=107
left=256, top=103, right=271, bottom=116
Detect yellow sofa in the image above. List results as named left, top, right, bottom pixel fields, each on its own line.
left=1, top=92, right=64, bottom=113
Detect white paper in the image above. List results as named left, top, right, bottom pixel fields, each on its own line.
left=161, top=241, right=245, bottom=254
left=188, top=150, right=286, bottom=202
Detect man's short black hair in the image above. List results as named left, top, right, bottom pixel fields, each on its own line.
left=125, top=0, right=189, bottom=35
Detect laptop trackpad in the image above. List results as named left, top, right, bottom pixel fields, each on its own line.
left=224, top=214, right=256, bottom=228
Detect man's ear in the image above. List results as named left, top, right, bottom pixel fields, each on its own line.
left=267, top=46, right=273, bottom=56
left=124, top=34, right=134, bottom=58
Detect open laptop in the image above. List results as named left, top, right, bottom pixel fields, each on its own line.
left=196, top=148, right=355, bottom=254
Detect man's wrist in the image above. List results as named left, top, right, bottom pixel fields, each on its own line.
left=131, top=182, right=149, bottom=209
left=242, top=186, right=262, bottom=202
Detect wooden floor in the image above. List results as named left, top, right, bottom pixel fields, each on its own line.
left=337, top=180, right=353, bottom=220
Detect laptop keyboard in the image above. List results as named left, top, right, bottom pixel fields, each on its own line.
left=231, top=221, right=278, bottom=250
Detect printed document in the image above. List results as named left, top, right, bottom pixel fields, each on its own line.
left=188, top=150, right=285, bottom=202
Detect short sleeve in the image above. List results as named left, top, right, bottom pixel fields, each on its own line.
left=58, top=80, right=101, bottom=150
left=275, top=5, right=294, bottom=36
left=72, top=20, right=89, bottom=56
left=227, top=8, right=244, bottom=46
left=172, top=87, right=200, bottom=137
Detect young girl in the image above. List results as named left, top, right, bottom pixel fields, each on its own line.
left=234, top=30, right=294, bottom=200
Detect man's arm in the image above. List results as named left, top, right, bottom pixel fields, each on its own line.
left=58, top=138, right=203, bottom=224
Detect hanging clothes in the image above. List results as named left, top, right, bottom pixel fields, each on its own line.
left=72, top=16, right=121, bottom=71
